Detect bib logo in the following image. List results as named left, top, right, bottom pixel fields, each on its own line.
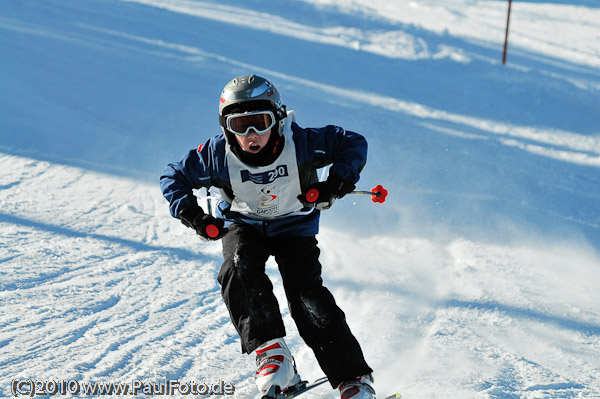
left=241, top=165, right=289, bottom=184
left=256, top=185, right=279, bottom=216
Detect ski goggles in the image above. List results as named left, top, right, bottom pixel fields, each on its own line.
left=225, top=110, right=276, bottom=137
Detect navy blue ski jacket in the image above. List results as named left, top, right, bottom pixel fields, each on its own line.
left=160, top=120, right=367, bottom=237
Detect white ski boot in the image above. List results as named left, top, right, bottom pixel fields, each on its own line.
left=255, top=338, right=302, bottom=396
left=338, top=374, right=376, bottom=399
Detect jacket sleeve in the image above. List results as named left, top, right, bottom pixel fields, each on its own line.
left=159, top=137, right=228, bottom=218
left=294, top=123, right=368, bottom=185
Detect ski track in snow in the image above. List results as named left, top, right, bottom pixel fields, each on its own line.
left=1, top=154, right=599, bottom=398
left=61, top=2, right=600, bottom=168
left=42, top=18, right=600, bottom=170
left=0, top=154, right=260, bottom=397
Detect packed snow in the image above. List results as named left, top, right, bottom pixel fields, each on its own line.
left=1, top=0, right=599, bottom=398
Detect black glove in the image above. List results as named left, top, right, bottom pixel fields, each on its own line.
left=179, top=205, right=228, bottom=240
left=298, top=174, right=355, bottom=210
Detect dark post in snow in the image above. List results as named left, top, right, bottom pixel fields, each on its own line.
left=502, top=0, right=513, bottom=64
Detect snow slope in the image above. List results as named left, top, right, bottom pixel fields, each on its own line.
left=1, top=0, right=599, bottom=398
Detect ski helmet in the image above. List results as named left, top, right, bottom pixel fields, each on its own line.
left=218, top=75, right=287, bottom=134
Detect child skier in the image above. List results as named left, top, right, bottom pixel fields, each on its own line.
left=160, top=74, right=375, bottom=399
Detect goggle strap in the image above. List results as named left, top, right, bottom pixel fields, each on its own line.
left=218, top=114, right=227, bottom=128
left=275, top=105, right=287, bottom=122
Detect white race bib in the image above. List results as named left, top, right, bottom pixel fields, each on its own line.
left=226, top=112, right=304, bottom=219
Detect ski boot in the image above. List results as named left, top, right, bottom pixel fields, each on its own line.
left=255, top=338, right=302, bottom=398
left=338, top=374, right=376, bottom=399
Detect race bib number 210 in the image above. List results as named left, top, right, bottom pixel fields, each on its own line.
left=240, top=165, right=289, bottom=185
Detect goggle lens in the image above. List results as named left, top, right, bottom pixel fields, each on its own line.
left=227, top=111, right=275, bottom=136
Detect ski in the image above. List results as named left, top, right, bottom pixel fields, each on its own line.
left=260, top=377, right=400, bottom=399
left=261, top=376, right=329, bottom=399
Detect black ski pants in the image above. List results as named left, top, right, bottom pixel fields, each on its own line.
left=217, top=224, right=372, bottom=388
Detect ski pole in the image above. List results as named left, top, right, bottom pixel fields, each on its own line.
left=348, top=184, right=388, bottom=203
left=305, top=184, right=388, bottom=204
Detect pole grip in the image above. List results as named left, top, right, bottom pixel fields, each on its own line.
left=306, top=188, right=320, bottom=203
left=205, top=224, right=220, bottom=238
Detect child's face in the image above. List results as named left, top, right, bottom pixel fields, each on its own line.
left=234, top=129, right=272, bottom=154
